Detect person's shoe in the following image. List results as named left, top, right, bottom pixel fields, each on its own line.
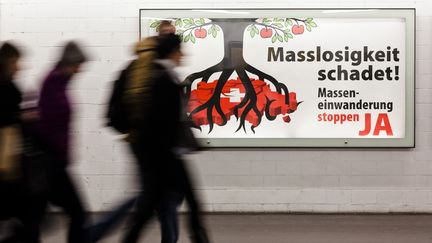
left=190, top=227, right=210, bottom=243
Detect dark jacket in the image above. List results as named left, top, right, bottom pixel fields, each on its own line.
left=0, top=79, right=22, bottom=128
left=36, top=68, right=72, bottom=164
left=137, top=62, right=182, bottom=150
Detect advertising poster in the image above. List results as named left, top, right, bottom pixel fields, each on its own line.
left=140, top=9, right=415, bottom=147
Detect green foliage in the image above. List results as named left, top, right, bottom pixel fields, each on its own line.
left=304, top=18, right=317, bottom=32
left=208, top=24, right=220, bottom=38
left=248, top=24, right=259, bottom=38
left=150, top=18, right=220, bottom=44
left=149, top=17, right=317, bottom=44
left=249, top=17, right=317, bottom=43
left=150, top=20, right=160, bottom=28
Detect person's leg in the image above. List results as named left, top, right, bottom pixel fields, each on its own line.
left=47, top=166, right=88, bottom=243
left=157, top=192, right=184, bottom=243
left=122, top=142, right=166, bottom=243
left=177, top=158, right=210, bottom=243
left=88, top=196, right=137, bottom=242
left=122, top=192, right=158, bottom=243
left=18, top=195, right=46, bottom=243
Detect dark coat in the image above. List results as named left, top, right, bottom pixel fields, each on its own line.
left=136, top=62, right=183, bottom=151
left=0, top=79, right=22, bottom=128
left=130, top=62, right=190, bottom=193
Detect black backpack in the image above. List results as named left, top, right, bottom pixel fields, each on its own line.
left=106, top=62, right=133, bottom=134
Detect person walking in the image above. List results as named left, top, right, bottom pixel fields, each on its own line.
left=35, top=41, right=90, bottom=243
left=122, top=33, right=191, bottom=243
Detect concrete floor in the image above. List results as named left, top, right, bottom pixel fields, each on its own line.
left=39, top=214, right=432, bottom=243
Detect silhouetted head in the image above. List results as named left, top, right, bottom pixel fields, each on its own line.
left=156, top=33, right=182, bottom=66
left=57, top=41, right=88, bottom=74
left=0, top=42, right=21, bottom=82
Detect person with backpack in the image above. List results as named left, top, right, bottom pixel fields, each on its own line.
left=85, top=38, right=160, bottom=242
left=120, top=33, right=210, bottom=243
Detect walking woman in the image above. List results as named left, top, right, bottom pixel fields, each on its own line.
left=35, top=41, right=90, bottom=243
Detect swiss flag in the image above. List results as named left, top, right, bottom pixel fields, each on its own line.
left=188, top=77, right=298, bottom=128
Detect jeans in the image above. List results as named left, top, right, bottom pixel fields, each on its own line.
left=157, top=192, right=184, bottom=243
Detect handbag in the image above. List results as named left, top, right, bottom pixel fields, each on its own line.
left=0, top=126, right=22, bottom=181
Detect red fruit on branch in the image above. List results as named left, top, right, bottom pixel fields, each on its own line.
left=194, top=28, right=207, bottom=38
left=260, top=28, right=273, bottom=38
left=292, top=25, right=304, bottom=35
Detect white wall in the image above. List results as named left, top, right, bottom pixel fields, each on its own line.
left=1, top=0, right=432, bottom=213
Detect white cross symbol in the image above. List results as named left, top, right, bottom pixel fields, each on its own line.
left=221, top=88, right=245, bottom=103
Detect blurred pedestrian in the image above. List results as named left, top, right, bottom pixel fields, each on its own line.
left=158, top=21, right=211, bottom=243
left=121, top=34, right=183, bottom=243
left=0, top=42, right=46, bottom=243
left=0, top=42, right=22, bottom=184
left=122, top=33, right=209, bottom=243
left=0, top=42, right=25, bottom=242
left=35, top=41, right=90, bottom=243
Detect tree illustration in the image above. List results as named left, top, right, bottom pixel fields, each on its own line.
left=150, top=17, right=317, bottom=133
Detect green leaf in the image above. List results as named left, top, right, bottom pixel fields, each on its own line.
left=309, top=21, right=317, bottom=27
left=247, top=25, right=252, bottom=31
left=183, top=18, right=193, bottom=25
left=273, top=23, right=284, bottom=28
left=250, top=28, right=255, bottom=38
left=175, top=19, right=182, bottom=27
left=306, top=18, right=313, bottom=23
left=184, top=34, right=190, bottom=42
left=253, top=25, right=259, bottom=34
left=212, top=28, right=217, bottom=38
left=195, top=18, right=205, bottom=25
left=288, top=33, right=293, bottom=39
left=263, top=18, right=271, bottom=24
left=275, top=18, right=284, bottom=22
left=287, top=19, right=293, bottom=25
left=215, top=25, right=221, bottom=31
left=306, top=24, right=312, bottom=32
left=277, top=35, right=283, bottom=42
left=271, top=35, right=277, bottom=43
left=284, top=33, right=289, bottom=42
left=176, top=29, right=184, bottom=35
left=190, top=34, right=196, bottom=43
left=150, top=21, right=160, bottom=28
left=179, top=35, right=184, bottom=42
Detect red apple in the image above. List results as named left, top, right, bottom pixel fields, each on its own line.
left=292, top=25, right=304, bottom=35
left=260, top=28, right=273, bottom=38
left=194, top=28, right=207, bottom=38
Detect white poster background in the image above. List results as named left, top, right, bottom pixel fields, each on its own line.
left=143, top=17, right=406, bottom=139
